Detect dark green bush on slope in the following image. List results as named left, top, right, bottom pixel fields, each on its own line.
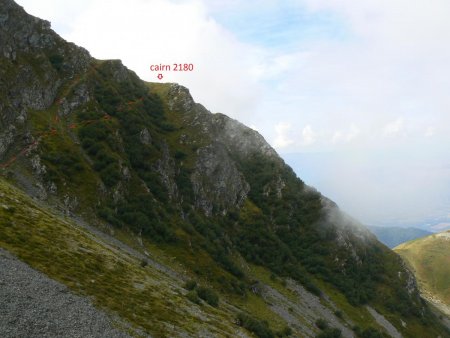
left=316, top=328, right=341, bottom=338
left=236, top=313, right=275, bottom=338
left=196, top=286, right=219, bottom=307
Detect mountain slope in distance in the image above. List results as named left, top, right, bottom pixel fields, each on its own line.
left=395, top=231, right=450, bottom=317
left=1, top=0, right=450, bottom=337
left=368, top=226, right=432, bottom=249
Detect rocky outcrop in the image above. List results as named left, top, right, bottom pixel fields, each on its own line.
left=140, top=128, right=152, bottom=145
left=167, top=84, right=278, bottom=160
left=191, top=142, right=249, bottom=216
left=57, top=83, right=90, bottom=117
left=155, top=142, right=178, bottom=200
left=167, top=84, right=280, bottom=216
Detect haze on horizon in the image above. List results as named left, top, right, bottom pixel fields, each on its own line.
left=17, top=0, right=450, bottom=229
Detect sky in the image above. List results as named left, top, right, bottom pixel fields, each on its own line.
left=17, top=0, right=450, bottom=228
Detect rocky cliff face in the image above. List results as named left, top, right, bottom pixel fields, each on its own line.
left=1, top=1, right=449, bottom=337
left=0, top=0, right=90, bottom=158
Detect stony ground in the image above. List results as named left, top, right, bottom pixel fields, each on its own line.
left=0, top=248, right=131, bottom=338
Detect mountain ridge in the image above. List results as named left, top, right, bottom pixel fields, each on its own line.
left=1, top=0, right=449, bottom=337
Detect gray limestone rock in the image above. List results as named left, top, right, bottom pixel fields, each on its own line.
left=191, top=142, right=249, bottom=216
left=140, top=128, right=152, bottom=145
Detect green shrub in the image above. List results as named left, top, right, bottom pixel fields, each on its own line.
left=174, top=150, right=186, bottom=160
left=236, top=313, right=275, bottom=338
left=100, top=165, right=121, bottom=187
left=316, top=328, right=341, bottom=338
left=97, top=207, right=122, bottom=227
left=196, top=286, right=219, bottom=307
left=334, top=310, right=343, bottom=319
left=276, top=326, right=293, bottom=337
left=354, top=327, right=387, bottom=338
left=183, top=280, right=197, bottom=291
left=315, top=318, right=328, bottom=330
left=186, top=290, right=201, bottom=305
left=49, top=54, right=64, bottom=71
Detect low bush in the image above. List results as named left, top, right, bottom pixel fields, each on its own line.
left=276, top=325, right=293, bottom=337
left=236, top=313, right=275, bottom=338
left=316, top=328, right=341, bottom=338
left=315, top=319, right=328, bottom=330
left=186, top=290, right=201, bottom=305
left=196, top=286, right=219, bottom=307
left=183, top=280, right=197, bottom=291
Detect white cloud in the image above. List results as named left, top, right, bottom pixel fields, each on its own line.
left=301, top=125, right=316, bottom=146
left=274, top=122, right=294, bottom=148
left=425, top=126, right=435, bottom=138
left=332, top=124, right=360, bottom=144
left=273, top=123, right=317, bottom=149
left=383, top=118, right=404, bottom=136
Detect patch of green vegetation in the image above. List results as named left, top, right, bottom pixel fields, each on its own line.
left=233, top=292, right=287, bottom=334
left=314, top=318, right=342, bottom=338
left=186, top=290, right=201, bottom=305
left=181, top=280, right=219, bottom=307
left=352, top=326, right=389, bottom=338
left=236, top=312, right=275, bottom=338
left=196, top=286, right=219, bottom=307
left=49, top=54, right=64, bottom=72
left=312, top=278, right=377, bottom=330
left=316, top=328, right=341, bottom=338
left=247, top=264, right=298, bottom=303
left=183, top=279, right=197, bottom=290
left=395, top=233, right=450, bottom=307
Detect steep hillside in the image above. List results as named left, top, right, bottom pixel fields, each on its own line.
left=0, top=173, right=396, bottom=338
left=1, top=0, right=449, bottom=337
left=368, top=226, right=432, bottom=249
left=395, top=231, right=450, bottom=317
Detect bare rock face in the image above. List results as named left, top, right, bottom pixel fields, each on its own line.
left=57, top=83, right=90, bottom=117
left=191, top=142, right=249, bottom=216
left=140, top=128, right=152, bottom=145
left=210, top=113, right=279, bottom=159
left=167, top=84, right=195, bottom=112
left=155, top=142, right=178, bottom=200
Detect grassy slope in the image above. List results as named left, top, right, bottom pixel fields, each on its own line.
left=0, top=177, right=249, bottom=337
left=395, top=232, right=450, bottom=315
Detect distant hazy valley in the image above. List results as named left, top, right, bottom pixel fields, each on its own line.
left=368, top=226, right=432, bottom=249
